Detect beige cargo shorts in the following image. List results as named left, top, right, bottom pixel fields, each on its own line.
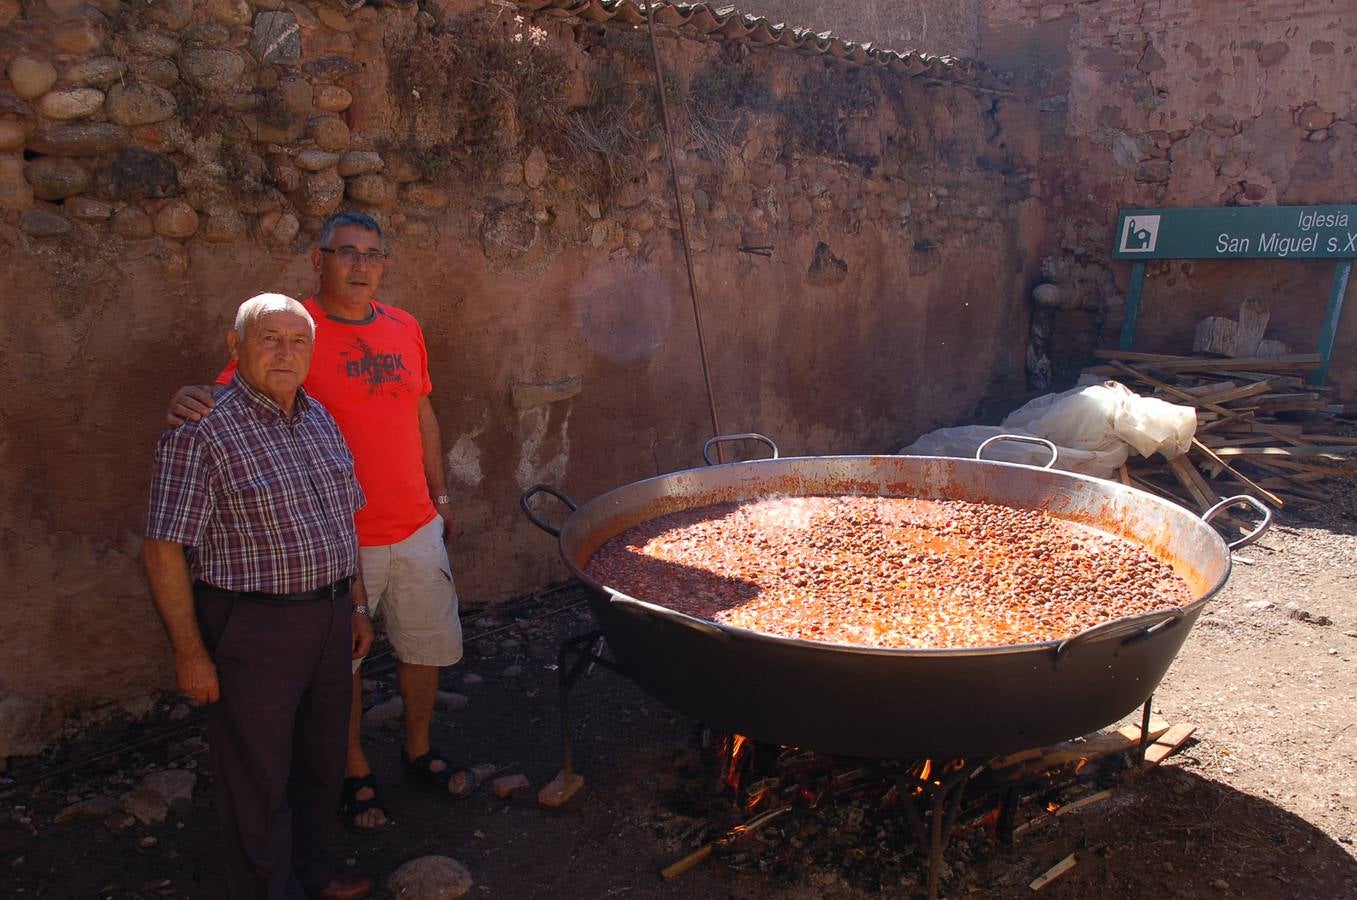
left=354, top=514, right=464, bottom=671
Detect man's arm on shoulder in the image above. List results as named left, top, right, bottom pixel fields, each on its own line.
left=416, top=394, right=461, bottom=543
left=143, top=539, right=219, bottom=704
left=165, top=362, right=235, bottom=426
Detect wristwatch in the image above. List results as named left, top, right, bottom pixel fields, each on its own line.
left=435, top=494, right=451, bottom=505
left=353, top=605, right=372, bottom=617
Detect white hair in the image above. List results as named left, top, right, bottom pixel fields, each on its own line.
left=233, top=293, right=315, bottom=339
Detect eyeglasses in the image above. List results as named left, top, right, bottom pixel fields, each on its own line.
left=319, top=247, right=388, bottom=266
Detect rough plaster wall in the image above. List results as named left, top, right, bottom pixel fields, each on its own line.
left=738, top=0, right=980, bottom=58
left=979, top=0, right=1357, bottom=396
left=0, top=2, right=1034, bottom=756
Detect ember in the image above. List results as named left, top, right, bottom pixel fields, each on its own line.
left=586, top=495, right=1193, bottom=649
left=661, top=713, right=1194, bottom=898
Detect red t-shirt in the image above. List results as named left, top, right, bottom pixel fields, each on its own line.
left=218, top=296, right=436, bottom=546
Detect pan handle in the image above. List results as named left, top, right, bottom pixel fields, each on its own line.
left=519, top=484, right=578, bottom=538
left=975, top=434, right=1058, bottom=469
left=1054, top=607, right=1187, bottom=660
left=702, top=433, right=780, bottom=466
left=1201, top=494, right=1273, bottom=551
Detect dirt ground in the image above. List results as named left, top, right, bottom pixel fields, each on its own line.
left=1, top=479, right=1353, bottom=899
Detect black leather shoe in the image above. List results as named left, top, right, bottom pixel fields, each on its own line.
left=308, top=873, right=373, bottom=900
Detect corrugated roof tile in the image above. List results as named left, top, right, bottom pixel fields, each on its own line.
left=516, top=0, right=984, bottom=84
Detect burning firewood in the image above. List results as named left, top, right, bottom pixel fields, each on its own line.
left=659, top=806, right=791, bottom=880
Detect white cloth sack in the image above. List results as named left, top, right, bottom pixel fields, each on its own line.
left=900, top=381, right=1195, bottom=480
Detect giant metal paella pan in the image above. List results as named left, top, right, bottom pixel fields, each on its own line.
left=521, top=434, right=1270, bottom=759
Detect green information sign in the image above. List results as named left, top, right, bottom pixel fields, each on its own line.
left=1112, top=205, right=1355, bottom=385
left=1113, top=205, right=1357, bottom=260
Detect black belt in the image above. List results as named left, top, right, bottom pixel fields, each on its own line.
left=195, top=576, right=353, bottom=602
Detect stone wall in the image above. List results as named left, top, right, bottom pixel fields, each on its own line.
left=0, top=0, right=1036, bottom=756
left=979, top=0, right=1357, bottom=395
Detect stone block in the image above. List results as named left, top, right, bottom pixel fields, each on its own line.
left=480, top=204, right=538, bottom=265
left=199, top=205, right=246, bottom=241
left=183, top=50, right=245, bottom=92
left=492, top=774, right=529, bottom=798
left=302, top=55, right=361, bottom=80
left=310, top=116, right=350, bottom=152
left=337, top=150, right=382, bottom=177
left=269, top=160, right=300, bottom=192
left=345, top=173, right=394, bottom=208
left=434, top=690, right=467, bottom=711
left=0, top=0, right=18, bottom=25
left=0, top=122, right=24, bottom=151
left=65, top=57, right=126, bottom=88
left=68, top=196, right=112, bottom=220
left=102, top=147, right=179, bottom=200
left=256, top=209, right=298, bottom=245
left=363, top=695, right=403, bottom=727
left=106, top=83, right=177, bottom=126
left=314, top=3, right=356, bottom=32
left=36, top=89, right=105, bottom=121
left=386, top=856, right=473, bottom=900
left=251, top=11, right=301, bottom=64
left=300, top=169, right=343, bottom=215
left=277, top=77, right=313, bottom=116
left=296, top=149, right=339, bottom=171
left=313, top=85, right=352, bottom=113
left=536, top=770, right=584, bottom=808
left=26, top=157, right=90, bottom=200
left=111, top=206, right=154, bottom=238
left=55, top=794, right=119, bottom=824
left=0, top=92, right=32, bottom=119
left=0, top=156, right=33, bottom=210
left=144, top=0, right=194, bottom=30
left=225, top=91, right=263, bottom=112
left=50, top=23, right=104, bottom=53
left=144, top=59, right=181, bottom=87
left=20, top=209, right=71, bottom=237
left=183, top=21, right=232, bottom=47
left=208, top=0, right=252, bottom=25
left=154, top=199, right=198, bottom=237
left=127, top=30, right=181, bottom=58
left=1134, top=159, right=1171, bottom=183
left=8, top=57, right=58, bottom=101
left=1300, top=107, right=1334, bottom=131
left=511, top=376, right=582, bottom=409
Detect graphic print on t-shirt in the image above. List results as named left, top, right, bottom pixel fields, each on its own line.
left=338, top=335, right=414, bottom=398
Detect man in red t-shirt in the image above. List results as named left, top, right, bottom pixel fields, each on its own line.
left=168, top=212, right=474, bottom=832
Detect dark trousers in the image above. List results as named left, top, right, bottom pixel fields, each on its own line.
left=195, top=586, right=352, bottom=900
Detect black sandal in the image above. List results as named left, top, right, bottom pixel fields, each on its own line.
left=403, top=747, right=481, bottom=800
left=340, top=773, right=391, bottom=834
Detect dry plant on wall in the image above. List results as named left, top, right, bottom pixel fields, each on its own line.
left=388, top=11, right=568, bottom=180
left=682, top=56, right=776, bottom=171
left=558, top=54, right=658, bottom=208
left=778, top=64, right=878, bottom=162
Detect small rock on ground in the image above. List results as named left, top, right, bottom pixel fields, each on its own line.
left=386, top=854, right=473, bottom=900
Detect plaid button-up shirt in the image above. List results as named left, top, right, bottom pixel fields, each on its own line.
left=146, top=374, right=365, bottom=594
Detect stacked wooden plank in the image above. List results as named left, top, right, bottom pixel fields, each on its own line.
left=1083, top=350, right=1356, bottom=512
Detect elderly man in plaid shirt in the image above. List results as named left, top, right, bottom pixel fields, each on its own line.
left=144, top=294, right=375, bottom=900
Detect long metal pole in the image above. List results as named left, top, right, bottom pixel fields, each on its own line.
left=643, top=1, right=724, bottom=461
